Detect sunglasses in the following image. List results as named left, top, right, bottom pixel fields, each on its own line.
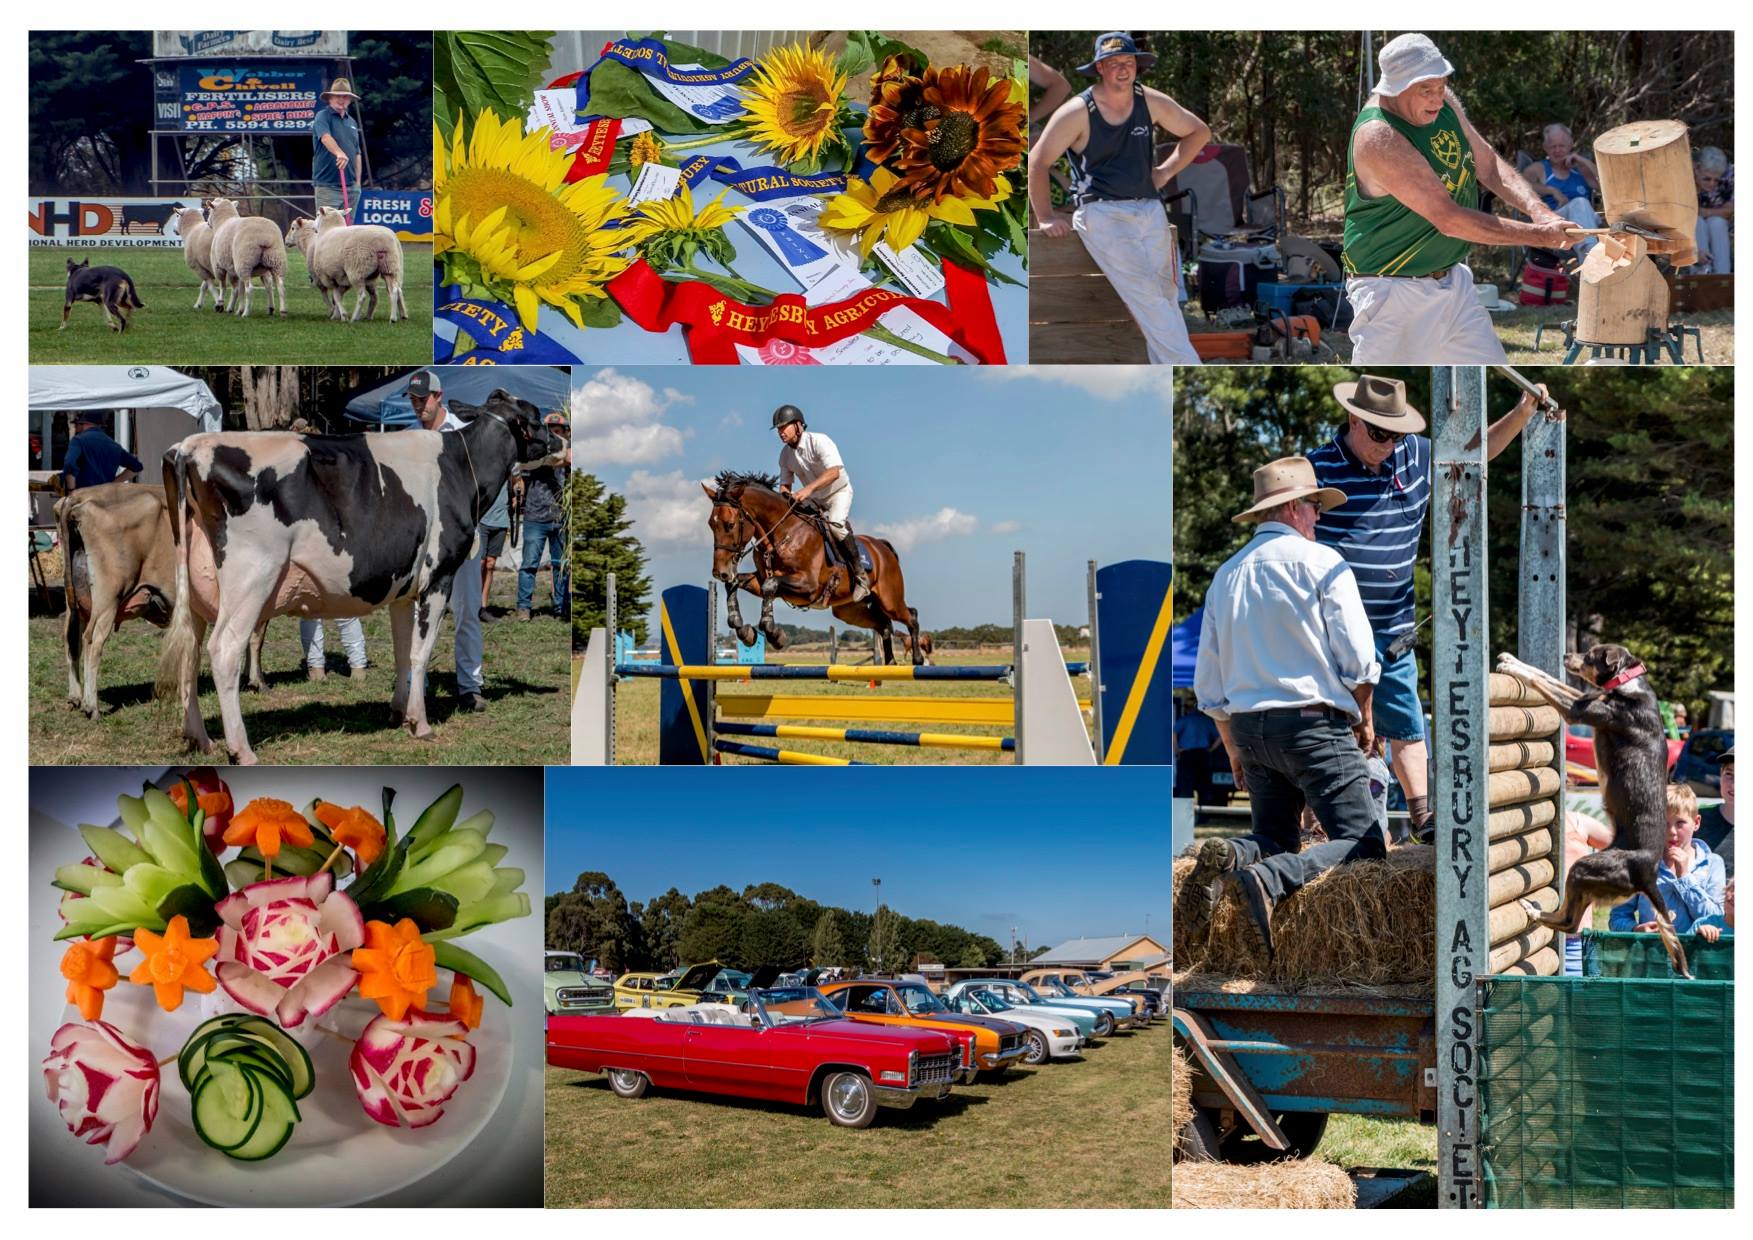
left=1364, top=423, right=1406, bottom=445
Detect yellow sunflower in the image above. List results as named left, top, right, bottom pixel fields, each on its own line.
left=819, top=167, right=1010, bottom=258
left=434, top=110, right=634, bottom=330
left=740, top=43, right=852, bottom=168
left=618, top=183, right=739, bottom=248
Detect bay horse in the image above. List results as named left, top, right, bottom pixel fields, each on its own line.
left=702, top=470, right=925, bottom=665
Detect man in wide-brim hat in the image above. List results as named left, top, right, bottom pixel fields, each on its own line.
left=1343, top=33, right=1581, bottom=362
left=312, top=76, right=362, bottom=212
left=1306, top=371, right=1554, bottom=841
left=1028, top=32, right=1210, bottom=365
left=1185, top=456, right=1386, bottom=956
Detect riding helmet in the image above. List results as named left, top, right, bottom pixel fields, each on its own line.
left=771, top=404, right=806, bottom=430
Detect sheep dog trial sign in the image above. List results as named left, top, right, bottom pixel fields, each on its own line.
left=28, top=198, right=194, bottom=248
left=351, top=190, right=433, bottom=242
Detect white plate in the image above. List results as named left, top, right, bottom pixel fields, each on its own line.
left=57, top=969, right=511, bottom=1206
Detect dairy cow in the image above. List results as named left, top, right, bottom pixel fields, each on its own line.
left=156, top=391, right=561, bottom=764
left=58, top=481, right=266, bottom=719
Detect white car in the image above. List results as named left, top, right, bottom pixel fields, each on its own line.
left=945, top=986, right=1082, bottom=1064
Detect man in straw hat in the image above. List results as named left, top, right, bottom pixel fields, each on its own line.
left=1185, top=457, right=1385, bottom=956
left=312, top=77, right=362, bottom=212
left=1308, top=372, right=1551, bottom=841
left=1343, top=34, right=1581, bottom=362
left=1029, top=32, right=1210, bottom=365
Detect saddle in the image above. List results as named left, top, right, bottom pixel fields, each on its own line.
left=788, top=499, right=872, bottom=606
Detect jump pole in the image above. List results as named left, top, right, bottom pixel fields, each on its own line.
left=1432, top=365, right=1568, bottom=1209
left=572, top=553, right=1175, bottom=766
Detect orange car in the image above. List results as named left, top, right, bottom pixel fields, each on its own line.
left=818, top=979, right=1030, bottom=1079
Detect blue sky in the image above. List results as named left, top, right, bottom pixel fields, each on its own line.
left=545, top=766, right=1172, bottom=951
left=570, top=366, right=1173, bottom=630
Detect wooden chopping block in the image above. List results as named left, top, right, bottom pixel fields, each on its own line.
left=1576, top=233, right=1671, bottom=345
left=1594, top=119, right=1699, bottom=267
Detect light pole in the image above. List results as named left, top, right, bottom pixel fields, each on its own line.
left=872, top=878, right=883, bottom=972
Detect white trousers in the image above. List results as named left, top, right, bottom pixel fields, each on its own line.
left=1555, top=198, right=1600, bottom=257
left=817, top=485, right=853, bottom=538
left=1345, top=262, right=1507, bottom=364
left=299, top=617, right=365, bottom=669
left=448, top=551, right=484, bottom=696
left=1695, top=215, right=1732, bottom=275
left=1072, top=199, right=1201, bottom=366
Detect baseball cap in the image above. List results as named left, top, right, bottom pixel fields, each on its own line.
left=404, top=370, right=443, bottom=400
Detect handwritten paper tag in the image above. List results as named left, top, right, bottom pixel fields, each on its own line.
left=872, top=242, right=946, bottom=299
left=627, top=161, right=685, bottom=206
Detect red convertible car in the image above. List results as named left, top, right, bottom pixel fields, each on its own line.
left=546, top=985, right=964, bottom=1128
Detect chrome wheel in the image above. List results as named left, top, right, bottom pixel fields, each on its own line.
left=608, top=1069, right=648, bottom=1098
left=821, top=1071, right=876, bottom=1128
left=1095, top=1012, right=1115, bottom=1037
left=1024, top=1030, right=1050, bottom=1065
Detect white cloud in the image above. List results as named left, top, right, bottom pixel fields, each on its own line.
left=869, top=507, right=979, bottom=553
left=990, top=519, right=1021, bottom=535
left=981, top=365, right=1177, bottom=405
left=570, top=368, right=692, bottom=465
left=622, top=469, right=713, bottom=547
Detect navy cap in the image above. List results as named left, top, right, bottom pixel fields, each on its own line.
left=1077, top=32, right=1156, bottom=76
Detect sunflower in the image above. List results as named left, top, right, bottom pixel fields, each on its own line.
left=863, top=54, right=931, bottom=164
left=434, top=110, right=634, bottom=330
left=820, top=166, right=1009, bottom=257
left=618, top=183, right=739, bottom=253
left=740, top=42, right=853, bottom=169
left=891, top=65, right=1026, bottom=203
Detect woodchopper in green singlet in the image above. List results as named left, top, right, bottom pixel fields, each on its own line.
left=1342, top=34, right=1580, bottom=363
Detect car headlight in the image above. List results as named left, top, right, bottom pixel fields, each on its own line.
left=1055, top=1028, right=1073, bottom=1037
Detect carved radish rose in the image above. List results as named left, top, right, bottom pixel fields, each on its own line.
left=350, top=1011, right=477, bottom=1129
left=214, top=872, right=365, bottom=1028
left=42, top=1020, right=161, bottom=1164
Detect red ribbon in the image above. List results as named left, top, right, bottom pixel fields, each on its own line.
left=605, top=257, right=1006, bottom=365
left=543, top=70, right=620, bottom=181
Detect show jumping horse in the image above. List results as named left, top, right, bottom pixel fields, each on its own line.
left=702, top=471, right=925, bottom=666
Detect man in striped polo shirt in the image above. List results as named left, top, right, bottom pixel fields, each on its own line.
left=1308, top=373, right=1551, bottom=840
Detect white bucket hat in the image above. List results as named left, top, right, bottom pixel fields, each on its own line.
left=1372, top=34, right=1455, bottom=97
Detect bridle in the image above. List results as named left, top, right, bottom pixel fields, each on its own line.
left=711, top=483, right=804, bottom=575
left=452, top=403, right=539, bottom=530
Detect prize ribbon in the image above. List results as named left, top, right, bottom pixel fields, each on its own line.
left=434, top=286, right=582, bottom=364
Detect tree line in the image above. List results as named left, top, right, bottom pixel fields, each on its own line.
left=546, top=873, right=1015, bottom=975
left=1173, top=366, right=1734, bottom=714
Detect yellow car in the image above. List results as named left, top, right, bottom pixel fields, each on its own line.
left=612, top=962, right=736, bottom=1010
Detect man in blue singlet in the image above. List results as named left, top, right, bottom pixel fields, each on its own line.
left=1521, top=122, right=1601, bottom=254
left=1027, top=32, right=1210, bottom=365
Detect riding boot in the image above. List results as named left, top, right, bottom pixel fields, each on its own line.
left=837, top=528, right=870, bottom=602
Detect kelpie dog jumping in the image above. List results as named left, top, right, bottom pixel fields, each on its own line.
left=1498, top=644, right=1690, bottom=978
left=61, top=259, right=145, bottom=332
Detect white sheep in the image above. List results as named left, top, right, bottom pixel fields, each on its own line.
left=286, top=207, right=408, bottom=323
left=207, top=197, right=287, bottom=318
left=178, top=206, right=222, bottom=311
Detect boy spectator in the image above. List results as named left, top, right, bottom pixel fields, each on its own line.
left=1610, top=783, right=1726, bottom=933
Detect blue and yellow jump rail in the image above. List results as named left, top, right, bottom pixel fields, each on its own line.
left=572, top=551, right=1173, bottom=767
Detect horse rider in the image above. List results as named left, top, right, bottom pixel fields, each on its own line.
left=772, top=404, right=868, bottom=601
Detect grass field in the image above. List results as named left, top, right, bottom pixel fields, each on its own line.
left=545, top=1019, right=1173, bottom=1208
left=29, top=244, right=434, bottom=364
left=572, top=642, right=1098, bottom=766
left=30, top=589, right=568, bottom=766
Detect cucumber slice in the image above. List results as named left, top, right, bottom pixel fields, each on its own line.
left=235, top=1020, right=315, bottom=1099
left=178, top=1016, right=255, bottom=1089
left=225, top=1069, right=298, bottom=1161
left=218, top=1046, right=297, bottom=1095
left=191, top=1061, right=263, bottom=1152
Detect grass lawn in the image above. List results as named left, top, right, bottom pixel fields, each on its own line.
left=545, top=1020, right=1173, bottom=1208
left=30, top=244, right=433, bottom=364
left=580, top=641, right=1097, bottom=766
left=30, top=584, right=568, bottom=766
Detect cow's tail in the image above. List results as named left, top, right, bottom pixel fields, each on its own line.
left=154, top=449, right=199, bottom=706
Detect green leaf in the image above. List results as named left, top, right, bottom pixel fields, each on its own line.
left=434, top=30, right=557, bottom=133
left=155, top=884, right=221, bottom=938
left=575, top=296, right=623, bottom=329
left=365, top=887, right=460, bottom=933
left=431, top=941, right=514, bottom=1007
left=79, top=825, right=151, bottom=874
left=842, top=31, right=927, bottom=82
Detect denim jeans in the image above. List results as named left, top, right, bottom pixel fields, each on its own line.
left=516, top=520, right=569, bottom=614
left=1227, top=708, right=1387, bottom=902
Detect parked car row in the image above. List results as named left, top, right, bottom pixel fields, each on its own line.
left=545, top=969, right=1169, bottom=1128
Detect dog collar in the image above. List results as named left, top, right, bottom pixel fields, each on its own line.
left=1602, top=663, right=1647, bottom=692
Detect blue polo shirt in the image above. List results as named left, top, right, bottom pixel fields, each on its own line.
left=1307, top=429, right=1431, bottom=639
left=62, top=428, right=144, bottom=490
left=312, top=106, right=361, bottom=188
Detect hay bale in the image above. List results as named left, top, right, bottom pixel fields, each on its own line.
left=1172, top=1042, right=1195, bottom=1157
left=1173, top=1158, right=1357, bottom=1209
left=1192, top=845, right=1435, bottom=988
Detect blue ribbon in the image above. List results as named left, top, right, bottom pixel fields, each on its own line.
left=598, top=37, right=756, bottom=87
left=434, top=286, right=582, bottom=364
left=676, top=153, right=848, bottom=200
left=746, top=207, right=828, bottom=265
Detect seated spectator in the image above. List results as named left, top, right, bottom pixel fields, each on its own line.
left=1696, top=876, right=1734, bottom=943
left=1694, top=146, right=1734, bottom=275
left=1173, top=701, right=1218, bottom=798
left=1522, top=123, right=1602, bottom=254
left=1610, top=783, right=1727, bottom=933
left=1698, top=747, right=1734, bottom=879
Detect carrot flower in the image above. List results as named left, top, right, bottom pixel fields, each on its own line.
left=314, top=802, right=387, bottom=867
left=224, top=798, right=314, bottom=864
left=128, top=916, right=219, bottom=1012
left=61, top=937, right=121, bottom=1020
left=447, top=974, right=484, bottom=1031
left=352, top=919, right=438, bottom=1022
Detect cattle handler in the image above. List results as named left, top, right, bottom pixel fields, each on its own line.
left=1343, top=33, right=1580, bottom=362
left=772, top=404, right=867, bottom=602
left=407, top=370, right=487, bottom=713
